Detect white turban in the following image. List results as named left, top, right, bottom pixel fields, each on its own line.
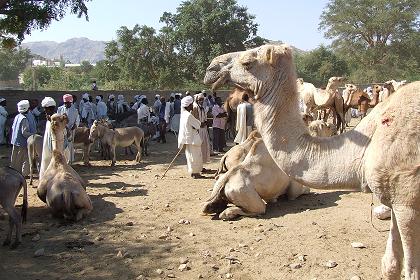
left=96, top=96, right=102, bottom=101
left=0, top=97, right=5, bottom=103
left=82, top=93, right=89, bottom=100
left=108, top=94, right=115, bottom=100
left=41, top=97, right=56, bottom=108
left=155, top=94, right=160, bottom=98
left=170, top=93, right=175, bottom=98
left=17, top=100, right=30, bottom=113
left=181, top=96, right=194, bottom=108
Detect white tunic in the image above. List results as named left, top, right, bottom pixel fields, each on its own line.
left=0, top=105, right=8, bottom=144
left=96, top=101, right=108, bottom=119
left=234, top=102, right=252, bottom=144
left=178, top=110, right=202, bottom=148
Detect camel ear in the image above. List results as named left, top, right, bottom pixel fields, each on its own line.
left=265, top=45, right=292, bottom=67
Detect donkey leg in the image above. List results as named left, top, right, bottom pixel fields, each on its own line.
left=111, top=145, right=116, bottom=166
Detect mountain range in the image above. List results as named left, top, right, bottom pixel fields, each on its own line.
left=22, top=37, right=107, bottom=64
left=22, top=38, right=306, bottom=65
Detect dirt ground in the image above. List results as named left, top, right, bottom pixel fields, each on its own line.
left=0, top=125, right=390, bottom=280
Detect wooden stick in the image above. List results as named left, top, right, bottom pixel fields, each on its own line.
left=161, top=145, right=184, bottom=179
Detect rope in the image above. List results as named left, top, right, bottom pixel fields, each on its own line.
left=369, top=193, right=390, bottom=233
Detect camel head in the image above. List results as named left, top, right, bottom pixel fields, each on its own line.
left=50, top=113, right=68, bottom=133
left=204, top=44, right=296, bottom=100
left=373, top=84, right=382, bottom=94
left=326, top=76, right=346, bottom=90
left=89, top=120, right=101, bottom=143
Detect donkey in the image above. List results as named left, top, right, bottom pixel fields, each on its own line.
left=89, top=120, right=144, bottom=166
left=0, top=167, right=28, bottom=248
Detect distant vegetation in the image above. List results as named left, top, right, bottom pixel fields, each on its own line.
left=0, top=0, right=418, bottom=90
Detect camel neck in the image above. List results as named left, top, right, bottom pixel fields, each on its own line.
left=254, top=73, right=376, bottom=190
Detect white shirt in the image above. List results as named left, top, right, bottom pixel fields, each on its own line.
left=178, top=109, right=202, bottom=148
left=57, top=104, right=80, bottom=129
left=137, top=104, right=150, bottom=123
left=96, top=101, right=108, bottom=118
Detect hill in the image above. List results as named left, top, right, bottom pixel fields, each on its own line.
left=22, top=37, right=107, bottom=63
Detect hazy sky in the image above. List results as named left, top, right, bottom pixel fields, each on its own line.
left=23, top=0, right=332, bottom=51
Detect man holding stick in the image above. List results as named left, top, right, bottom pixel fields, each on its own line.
left=178, top=96, right=204, bottom=179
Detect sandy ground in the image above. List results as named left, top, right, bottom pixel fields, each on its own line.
left=0, top=124, right=390, bottom=280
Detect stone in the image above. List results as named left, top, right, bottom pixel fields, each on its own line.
left=189, top=232, right=195, bottom=237
left=32, top=234, right=41, bottom=242
left=158, top=234, right=168, bottom=239
left=289, top=263, right=302, bottom=269
left=126, top=222, right=134, bottom=226
left=136, top=276, right=145, bottom=280
left=225, top=273, right=233, bottom=279
left=178, top=264, right=189, bottom=271
left=167, top=273, right=176, bottom=278
left=351, top=242, right=366, bottom=249
left=116, top=250, right=124, bottom=258
left=198, top=274, right=204, bottom=279
left=165, top=203, right=170, bottom=207
left=255, top=237, right=262, bottom=242
left=211, top=264, right=219, bottom=270
left=324, top=260, right=338, bottom=268
left=156, top=269, right=163, bottom=275
left=167, top=226, right=173, bottom=232
left=34, top=248, right=45, bottom=257
left=298, top=255, right=307, bottom=262
left=142, top=206, right=150, bottom=210
left=95, top=236, right=104, bottom=241
left=350, top=276, right=361, bottom=280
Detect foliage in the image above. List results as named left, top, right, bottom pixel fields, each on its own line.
left=319, top=0, right=420, bottom=82
left=0, top=0, right=90, bottom=46
left=295, top=46, right=349, bottom=87
left=0, top=46, right=30, bottom=80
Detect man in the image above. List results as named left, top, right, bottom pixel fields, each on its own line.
left=170, top=93, right=182, bottom=134
left=137, top=98, right=150, bottom=124
left=116, top=94, right=128, bottom=114
left=10, top=100, right=33, bottom=176
left=80, top=93, right=95, bottom=127
left=0, top=98, right=8, bottom=145
left=153, top=95, right=162, bottom=116
left=96, top=95, right=108, bottom=120
left=107, top=94, right=117, bottom=118
left=178, top=96, right=203, bottom=179
left=39, top=97, right=58, bottom=179
left=192, top=93, right=211, bottom=167
left=92, top=80, right=98, bottom=91
left=234, top=93, right=254, bottom=144
left=57, top=94, right=80, bottom=164
left=158, top=97, right=171, bottom=143
left=212, top=97, right=227, bottom=153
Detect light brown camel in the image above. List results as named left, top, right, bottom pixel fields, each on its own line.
left=204, top=44, right=419, bottom=279
left=204, top=138, right=310, bottom=219
left=223, top=88, right=254, bottom=138
left=37, top=114, right=92, bottom=221
left=344, top=84, right=381, bottom=119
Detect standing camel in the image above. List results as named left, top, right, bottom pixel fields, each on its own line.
left=344, top=84, right=381, bottom=119
left=204, top=44, right=419, bottom=279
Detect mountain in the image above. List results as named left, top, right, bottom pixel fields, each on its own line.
left=22, top=37, right=107, bottom=63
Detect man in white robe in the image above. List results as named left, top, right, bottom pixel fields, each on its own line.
left=96, top=95, right=108, bottom=120
left=0, top=98, right=8, bottom=145
left=178, top=96, right=203, bottom=179
left=192, top=93, right=211, bottom=167
left=39, top=97, right=59, bottom=179
left=57, top=94, right=80, bottom=164
left=234, top=93, right=253, bottom=144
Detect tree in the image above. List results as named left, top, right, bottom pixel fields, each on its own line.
left=295, top=46, right=349, bottom=87
left=0, top=46, right=30, bottom=80
left=160, top=0, right=264, bottom=82
left=0, top=0, right=90, bottom=46
left=319, top=0, right=420, bottom=81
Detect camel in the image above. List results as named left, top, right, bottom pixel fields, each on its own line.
left=37, top=113, right=92, bottom=221
left=27, top=134, right=43, bottom=185
left=204, top=44, right=420, bottom=279
left=89, top=120, right=144, bottom=166
left=380, top=80, right=407, bottom=102
left=343, top=84, right=381, bottom=119
left=204, top=138, right=310, bottom=219
left=297, top=77, right=346, bottom=133
left=0, top=167, right=27, bottom=248
left=74, top=127, right=92, bottom=166
left=215, top=130, right=260, bottom=178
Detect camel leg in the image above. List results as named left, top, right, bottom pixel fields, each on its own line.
left=287, top=180, right=310, bottom=200
left=135, top=140, right=142, bottom=162
left=111, top=145, right=116, bottom=166
left=393, top=206, right=420, bottom=279
left=381, top=210, right=403, bottom=280
left=83, top=144, right=91, bottom=166
left=219, top=185, right=266, bottom=220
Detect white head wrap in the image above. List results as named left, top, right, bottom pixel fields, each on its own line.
left=181, top=96, right=194, bottom=108
left=170, top=93, right=175, bottom=98
left=96, top=96, right=102, bottom=101
left=17, top=100, right=30, bottom=113
left=82, top=93, right=89, bottom=100
left=134, top=95, right=139, bottom=101
left=108, top=94, right=115, bottom=100
left=155, top=94, right=160, bottom=98
left=41, top=97, right=56, bottom=108
left=0, top=97, right=5, bottom=103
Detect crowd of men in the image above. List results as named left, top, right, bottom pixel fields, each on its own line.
left=1, top=89, right=255, bottom=179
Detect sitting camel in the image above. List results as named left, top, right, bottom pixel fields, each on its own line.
left=204, top=44, right=419, bottom=279
left=215, top=130, right=260, bottom=178
left=89, top=119, right=144, bottom=166
left=37, top=114, right=92, bottom=221
left=0, top=167, right=27, bottom=248
left=203, top=138, right=310, bottom=220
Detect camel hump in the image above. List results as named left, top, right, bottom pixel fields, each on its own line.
left=52, top=150, right=66, bottom=164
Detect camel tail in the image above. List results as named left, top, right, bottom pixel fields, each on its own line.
left=21, top=177, right=28, bottom=223
left=63, top=189, right=74, bottom=218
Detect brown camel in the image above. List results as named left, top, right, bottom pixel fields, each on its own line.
left=204, top=44, right=419, bottom=279
left=344, top=84, right=381, bottom=118
left=223, top=88, right=254, bottom=139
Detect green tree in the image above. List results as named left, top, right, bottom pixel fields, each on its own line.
left=22, top=65, right=51, bottom=90
left=295, top=46, right=349, bottom=87
left=319, top=0, right=420, bottom=82
left=0, top=0, right=90, bottom=46
left=0, top=46, right=30, bottom=80
left=160, top=0, right=264, bottom=82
